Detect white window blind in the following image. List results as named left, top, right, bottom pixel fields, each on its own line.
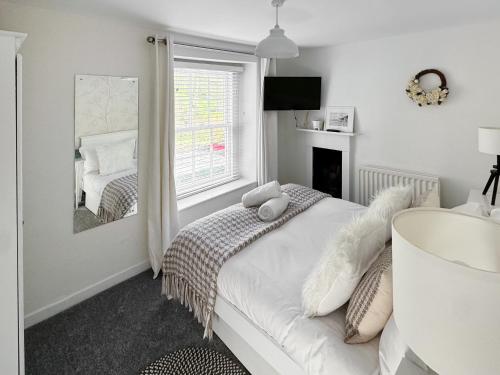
left=174, top=63, right=241, bottom=197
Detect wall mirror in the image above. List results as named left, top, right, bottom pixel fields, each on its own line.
left=73, top=74, right=139, bottom=233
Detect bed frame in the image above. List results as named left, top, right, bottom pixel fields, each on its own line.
left=212, top=165, right=441, bottom=375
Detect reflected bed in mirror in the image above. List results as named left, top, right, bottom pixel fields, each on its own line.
left=74, top=74, right=139, bottom=233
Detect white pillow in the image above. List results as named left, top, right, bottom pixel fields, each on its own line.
left=79, top=146, right=99, bottom=174
left=490, top=208, right=500, bottom=222
left=412, top=186, right=440, bottom=208
left=96, top=139, right=135, bottom=176
left=380, top=315, right=436, bottom=375
left=302, top=213, right=386, bottom=317
left=452, top=202, right=489, bottom=217
left=366, top=185, right=413, bottom=242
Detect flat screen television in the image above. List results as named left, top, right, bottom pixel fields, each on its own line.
left=264, top=77, right=321, bottom=111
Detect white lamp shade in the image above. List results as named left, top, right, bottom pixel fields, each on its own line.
left=478, top=127, right=500, bottom=155
left=392, top=208, right=500, bottom=375
left=255, top=26, right=299, bottom=59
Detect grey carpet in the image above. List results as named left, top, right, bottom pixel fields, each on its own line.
left=25, top=271, right=246, bottom=375
left=73, top=206, right=103, bottom=233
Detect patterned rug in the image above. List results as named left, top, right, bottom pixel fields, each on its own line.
left=139, top=347, right=247, bottom=375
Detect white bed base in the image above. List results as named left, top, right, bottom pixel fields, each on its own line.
left=214, top=297, right=305, bottom=375
left=213, top=165, right=440, bottom=375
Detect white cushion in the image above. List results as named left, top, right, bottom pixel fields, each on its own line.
left=242, top=180, right=282, bottom=208
left=79, top=146, right=99, bottom=174
left=366, top=185, right=413, bottom=242
left=257, top=193, right=290, bottom=222
left=302, top=213, right=386, bottom=317
left=95, top=139, right=135, bottom=176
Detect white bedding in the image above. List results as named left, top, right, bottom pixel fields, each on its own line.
left=82, top=160, right=137, bottom=215
left=217, top=197, right=380, bottom=375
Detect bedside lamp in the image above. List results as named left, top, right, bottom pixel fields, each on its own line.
left=392, top=209, right=500, bottom=375
left=479, top=127, right=500, bottom=205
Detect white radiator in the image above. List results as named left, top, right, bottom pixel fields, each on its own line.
left=358, top=166, right=440, bottom=206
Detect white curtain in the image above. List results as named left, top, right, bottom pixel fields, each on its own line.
left=257, top=58, right=278, bottom=186
left=147, top=35, right=180, bottom=278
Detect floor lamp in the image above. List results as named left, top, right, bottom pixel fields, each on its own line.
left=479, top=127, right=500, bottom=205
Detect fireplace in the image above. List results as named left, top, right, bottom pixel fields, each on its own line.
left=312, top=147, right=342, bottom=198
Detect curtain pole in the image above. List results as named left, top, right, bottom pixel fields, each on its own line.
left=146, top=36, right=255, bottom=56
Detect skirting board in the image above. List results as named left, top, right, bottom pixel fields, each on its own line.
left=24, top=260, right=151, bottom=328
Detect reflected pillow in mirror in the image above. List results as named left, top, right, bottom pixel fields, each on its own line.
left=96, top=139, right=135, bottom=176
left=79, top=146, right=99, bottom=174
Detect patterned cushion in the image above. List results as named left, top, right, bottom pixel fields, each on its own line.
left=345, top=245, right=393, bottom=344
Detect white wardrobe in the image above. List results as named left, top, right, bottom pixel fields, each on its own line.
left=0, top=30, right=26, bottom=375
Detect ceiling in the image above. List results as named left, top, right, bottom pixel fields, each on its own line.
left=7, top=0, right=500, bottom=47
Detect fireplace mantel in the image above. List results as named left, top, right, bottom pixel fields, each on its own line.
left=297, top=131, right=353, bottom=201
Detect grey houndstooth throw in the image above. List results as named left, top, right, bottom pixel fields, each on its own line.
left=162, top=184, right=330, bottom=338
left=97, top=173, right=137, bottom=223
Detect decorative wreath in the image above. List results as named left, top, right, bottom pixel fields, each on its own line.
left=406, top=69, right=449, bottom=106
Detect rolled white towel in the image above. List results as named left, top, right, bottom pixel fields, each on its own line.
left=242, top=180, right=282, bottom=208
left=258, top=193, right=290, bottom=222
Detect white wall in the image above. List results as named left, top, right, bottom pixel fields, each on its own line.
left=277, top=22, right=500, bottom=208
left=0, top=1, right=257, bottom=325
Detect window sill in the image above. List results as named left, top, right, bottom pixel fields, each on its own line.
left=177, top=178, right=257, bottom=212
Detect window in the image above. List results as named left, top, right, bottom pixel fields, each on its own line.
left=174, top=62, right=241, bottom=197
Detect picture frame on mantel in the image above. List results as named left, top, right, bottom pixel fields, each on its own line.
left=325, top=106, right=355, bottom=133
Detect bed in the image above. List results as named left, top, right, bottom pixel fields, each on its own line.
left=82, top=160, right=138, bottom=217
left=164, top=166, right=440, bottom=375
left=78, top=130, right=138, bottom=222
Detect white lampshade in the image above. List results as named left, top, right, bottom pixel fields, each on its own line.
left=392, top=208, right=500, bottom=375
left=478, top=127, right=500, bottom=155
left=255, top=26, right=299, bottom=59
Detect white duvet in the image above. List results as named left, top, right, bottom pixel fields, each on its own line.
left=217, top=197, right=380, bottom=375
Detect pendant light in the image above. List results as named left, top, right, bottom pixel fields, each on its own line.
left=255, top=0, right=299, bottom=59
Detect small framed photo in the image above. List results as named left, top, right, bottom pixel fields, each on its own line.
left=324, top=106, right=355, bottom=133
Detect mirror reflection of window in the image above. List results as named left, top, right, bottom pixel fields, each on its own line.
left=74, top=75, right=139, bottom=233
